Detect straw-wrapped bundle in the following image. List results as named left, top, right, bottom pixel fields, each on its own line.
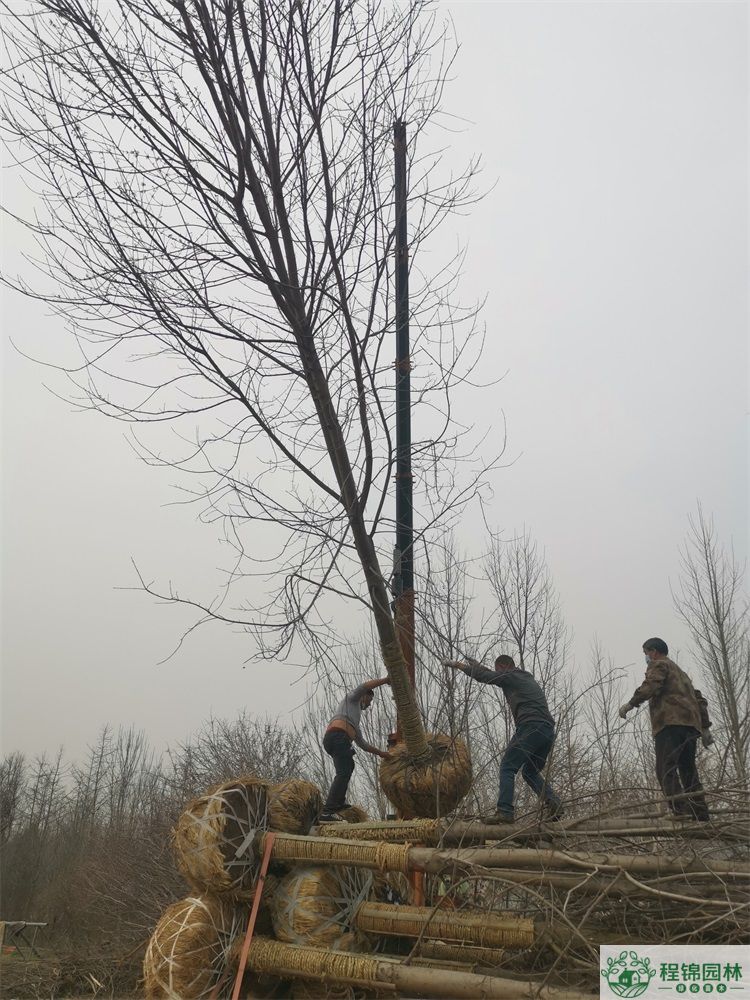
left=268, top=779, right=323, bottom=834
left=173, top=776, right=269, bottom=896
left=337, top=804, right=368, bottom=824
left=379, top=733, right=472, bottom=819
left=143, top=895, right=240, bottom=999
left=269, top=867, right=372, bottom=947
left=287, top=932, right=364, bottom=999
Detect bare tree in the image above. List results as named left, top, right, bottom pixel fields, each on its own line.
left=483, top=529, right=570, bottom=689
left=673, top=506, right=749, bottom=787
left=167, top=711, right=308, bottom=791
left=581, top=639, right=633, bottom=800
left=0, top=750, right=25, bottom=844
left=2, top=0, right=490, bottom=762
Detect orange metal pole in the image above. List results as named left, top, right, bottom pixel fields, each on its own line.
left=230, top=832, right=276, bottom=1000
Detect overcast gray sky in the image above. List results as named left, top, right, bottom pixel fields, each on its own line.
left=2, top=1, right=747, bottom=763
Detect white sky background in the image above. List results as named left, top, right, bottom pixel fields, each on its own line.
left=1, top=1, right=747, bottom=762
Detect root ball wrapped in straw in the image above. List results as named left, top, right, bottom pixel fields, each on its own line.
left=173, top=776, right=269, bottom=896
left=143, top=895, right=240, bottom=999
left=379, top=733, right=472, bottom=819
left=268, top=778, right=323, bottom=834
left=336, top=804, right=368, bottom=824
left=270, top=867, right=372, bottom=947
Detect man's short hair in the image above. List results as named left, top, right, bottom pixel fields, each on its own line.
left=643, top=637, right=669, bottom=656
left=495, top=654, right=516, bottom=669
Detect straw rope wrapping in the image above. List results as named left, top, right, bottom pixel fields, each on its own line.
left=268, top=779, right=323, bottom=835
left=379, top=733, right=472, bottom=819
left=288, top=933, right=367, bottom=1000
left=269, top=866, right=373, bottom=947
left=266, top=834, right=412, bottom=874
left=248, top=937, right=379, bottom=984
left=354, top=901, right=535, bottom=949
left=318, top=819, right=440, bottom=843
left=143, top=895, right=242, bottom=999
left=173, top=777, right=269, bottom=896
left=416, top=940, right=506, bottom=966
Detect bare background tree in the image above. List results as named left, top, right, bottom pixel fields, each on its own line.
left=674, top=505, right=749, bottom=788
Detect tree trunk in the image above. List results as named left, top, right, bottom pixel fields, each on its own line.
left=300, top=345, right=428, bottom=758
left=246, top=937, right=594, bottom=1000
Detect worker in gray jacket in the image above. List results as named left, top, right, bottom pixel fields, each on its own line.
left=319, top=678, right=390, bottom=821
left=445, top=654, right=563, bottom=823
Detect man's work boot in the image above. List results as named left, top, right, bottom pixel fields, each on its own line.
left=544, top=801, right=565, bottom=822
left=318, top=811, right=345, bottom=823
left=486, top=810, right=515, bottom=825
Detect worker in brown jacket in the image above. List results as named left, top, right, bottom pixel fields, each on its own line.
left=619, top=637, right=712, bottom=821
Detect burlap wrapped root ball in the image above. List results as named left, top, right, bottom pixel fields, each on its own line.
left=268, top=778, right=323, bottom=834
left=143, top=894, right=240, bottom=999
left=379, top=733, right=472, bottom=819
left=173, top=776, right=269, bottom=896
left=269, top=867, right=371, bottom=948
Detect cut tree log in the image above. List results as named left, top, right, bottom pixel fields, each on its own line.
left=262, top=832, right=750, bottom=880
left=245, top=937, right=596, bottom=1000
left=316, top=816, right=749, bottom=844
left=353, top=901, right=535, bottom=948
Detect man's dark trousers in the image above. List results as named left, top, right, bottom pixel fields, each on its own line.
left=654, top=725, right=709, bottom=821
left=497, top=721, right=561, bottom=817
left=323, top=729, right=355, bottom=812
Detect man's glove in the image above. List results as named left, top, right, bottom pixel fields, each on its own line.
left=443, top=659, right=462, bottom=670
left=701, top=729, right=714, bottom=748
left=618, top=702, right=632, bottom=720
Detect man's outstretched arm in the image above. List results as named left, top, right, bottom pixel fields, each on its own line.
left=444, top=659, right=502, bottom=686
left=354, top=734, right=389, bottom=758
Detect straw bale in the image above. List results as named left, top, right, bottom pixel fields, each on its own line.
left=269, top=867, right=372, bottom=947
left=173, top=776, right=269, bottom=896
left=379, top=733, right=471, bottom=819
left=268, top=779, right=323, bottom=834
left=143, top=894, right=239, bottom=999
